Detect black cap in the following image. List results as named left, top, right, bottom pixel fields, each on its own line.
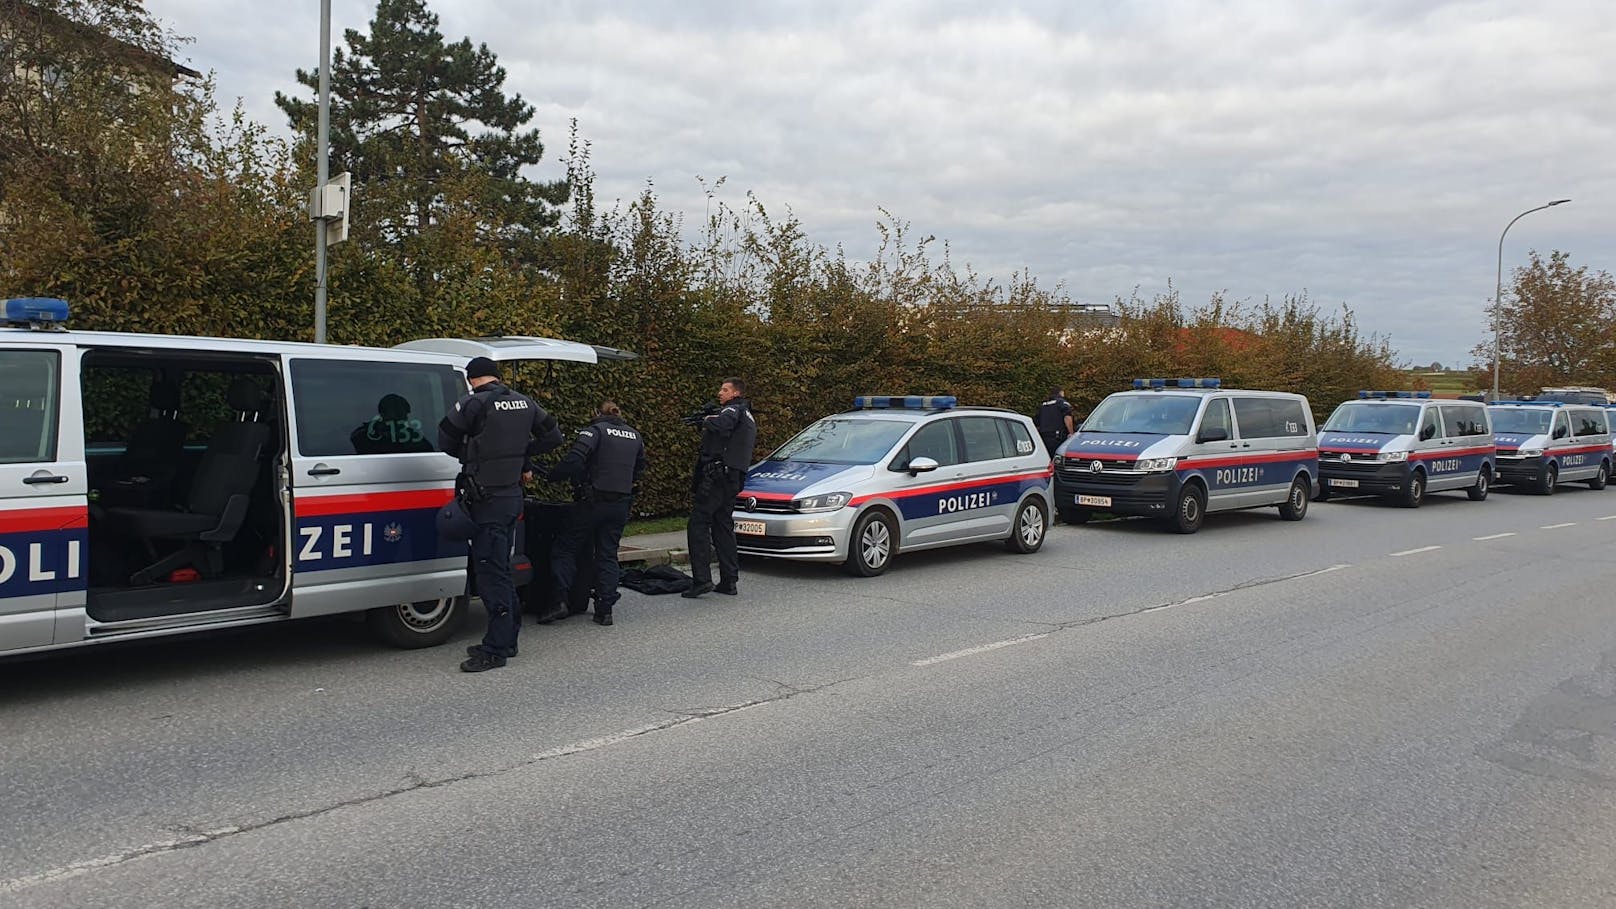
left=466, top=356, right=500, bottom=380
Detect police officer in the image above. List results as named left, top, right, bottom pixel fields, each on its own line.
left=1036, top=386, right=1075, bottom=456
left=439, top=356, right=562, bottom=672
left=538, top=400, right=645, bottom=626
left=683, top=377, right=756, bottom=598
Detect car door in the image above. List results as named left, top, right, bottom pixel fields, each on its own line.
left=0, top=343, right=88, bottom=651
left=947, top=416, right=1019, bottom=540
left=885, top=418, right=968, bottom=548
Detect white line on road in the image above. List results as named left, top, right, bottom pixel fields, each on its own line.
left=1540, top=523, right=1577, bottom=530
left=913, top=632, right=1051, bottom=667
left=1473, top=533, right=1516, bottom=541
left=1391, top=545, right=1442, bottom=557
left=1597, top=515, right=1616, bottom=521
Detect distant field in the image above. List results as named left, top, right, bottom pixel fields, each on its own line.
left=1399, top=371, right=1478, bottom=397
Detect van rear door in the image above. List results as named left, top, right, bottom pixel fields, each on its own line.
left=0, top=342, right=87, bottom=651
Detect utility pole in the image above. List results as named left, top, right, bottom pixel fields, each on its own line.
left=314, top=0, right=332, bottom=343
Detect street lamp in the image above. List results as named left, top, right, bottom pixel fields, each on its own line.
left=1493, top=199, right=1571, bottom=399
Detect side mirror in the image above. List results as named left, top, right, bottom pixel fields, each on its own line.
left=1553, top=426, right=1568, bottom=439
left=1197, top=427, right=1229, bottom=444
left=1420, top=425, right=1437, bottom=441
left=906, top=456, right=940, bottom=476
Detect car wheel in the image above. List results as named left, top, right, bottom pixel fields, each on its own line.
left=1057, top=507, right=1090, bottom=525
left=1589, top=460, right=1610, bottom=490
left=1278, top=475, right=1309, bottom=521
left=366, top=595, right=467, bottom=648
left=843, top=509, right=896, bottom=577
left=1007, top=498, right=1048, bottom=553
left=1167, top=483, right=1205, bottom=534
left=1467, top=465, right=1491, bottom=501
left=1538, top=463, right=1558, bottom=496
left=1400, top=470, right=1425, bottom=508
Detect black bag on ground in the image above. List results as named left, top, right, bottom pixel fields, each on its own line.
left=620, top=565, right=693, bottom=595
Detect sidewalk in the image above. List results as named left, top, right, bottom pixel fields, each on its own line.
left=616, top=530, right=688, bottom=567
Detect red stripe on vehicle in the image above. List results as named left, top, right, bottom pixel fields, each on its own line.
left=0, top=506, right=88, bottom=534
left=848, top=469, right=1052, bottom=506
left=1410, top=445, right=1496, bottom=460
left=295, top=488, right=454, bottom=518
left=1177, top=450, right=1318, bottom=471
left=1065, top=452, right=1139, bottom=462
left=740, top=491, right=796, bottom=501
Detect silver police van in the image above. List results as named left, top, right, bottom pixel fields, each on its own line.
left=1488, top=400, right=1612, bottom=494
left=1053, top=378, right=1317, bottom=533
left=1316, top=392, right=1495, bottom=506
left=730, top=395, right=1053, bottom=576
left=0, top=297, right=627, bottom=657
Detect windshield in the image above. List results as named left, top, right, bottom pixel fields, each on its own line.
left=1082, top=394, right=1201, bottom=435
left=1323, top=403, right=1420, bottom=434
left=768, top=417, right=911, bottom=464
left=1489, top=408, right=1553, bottom=434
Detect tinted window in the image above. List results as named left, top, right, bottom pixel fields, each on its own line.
left=1233, top=397, right=1308, bottom=439
left=960, top=417, right=1009, bottom=461
left=1201, top=398, right=1232, bottom=439
left=1419, top=407, right=1442, bottom=441
left=1001, top=419, right=1038, bottom=457
left=1084, top=394, right=1201, bottom=435
left=1441, top=405, right=1487, bottom=438
left=1571, top=409, right=1608, bottom=436
left=0, top=349, right=59, bottom=463
left=768, top=417, right=910, bottom=465
left=898, top=420, right=960, bottom=468
left=1489, top=408, right=1552, bottom=434
left=290, top=359, right=462, bottom=457
left=1552, top=412, right=1570, bottom=440
left=1323, top=403, right=1419, bottom=434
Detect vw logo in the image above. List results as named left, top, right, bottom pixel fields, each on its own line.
left=1341, top=453, right=1352, bottom=462
left=1089, top=460, right=1104, bottom=474
left=745, top=496, right=757, bottom=511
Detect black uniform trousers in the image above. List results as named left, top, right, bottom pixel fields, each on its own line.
left=470, top=494, right=523, bottom=658
left=552, top=496, right=632, bottom=613
left=1040, top=429, right=1068, bottom=457
left=687, top=462, right=744, bottom=587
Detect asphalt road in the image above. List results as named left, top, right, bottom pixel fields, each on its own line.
left=4, top=481, right=1616, bottom=908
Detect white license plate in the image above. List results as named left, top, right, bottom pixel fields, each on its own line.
left=735, top=520, right=766, bottom=536
left=1329, top=478, right=1360, bottom=488
left=1076, top=495, right=1111, bottom=507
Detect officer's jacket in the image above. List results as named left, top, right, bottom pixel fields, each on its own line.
left=699, top=397, right=757, bottom=471
left=1036, top=396, right=1072, bottom=433
left=549, top=414, right=646, bottom=496
left=437, top=381, right=562, bottom=489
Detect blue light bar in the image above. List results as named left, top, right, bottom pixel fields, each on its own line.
left=2, top=297, right=70, bottom=325
left=1131, top=377, right=1221, bottom=390
left=853, top=395, right=956, bottom=410
left=1358, top=390, right=1432, bottom=400
left=1489, top=400, right=1564, bottom=407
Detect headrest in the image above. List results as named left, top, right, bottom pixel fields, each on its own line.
left=227, top=377, right=265, bottom=413
left=149, top=382, right=182, bottom=412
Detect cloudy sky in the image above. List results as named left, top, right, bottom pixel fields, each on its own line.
left=145, top=0, right=1612, bottom=367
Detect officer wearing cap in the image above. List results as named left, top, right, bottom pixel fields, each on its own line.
left=439, top=356, right=562, bottom=672
left=1036, top=387, right=1075, bottom=456
left=537, top=400, right=646, bottom=626
left=684, top=377, right=756, bottom=598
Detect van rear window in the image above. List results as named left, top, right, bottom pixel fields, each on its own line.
left=289, top=359, right=462, bottom=457
left=0, top=349, right=59, bottom=463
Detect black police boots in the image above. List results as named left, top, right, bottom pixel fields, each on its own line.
left=715, top=581, right=737, bottom=595
left=533, top=590, right=570, bottom=624
left=460, top=650, right=506, bottom=672
left=682, top=581, right=714, bottom=599
left=592, top=609, right=613, bottom=626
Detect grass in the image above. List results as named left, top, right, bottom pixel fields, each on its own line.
left=624, top=514, right=688, bottom=537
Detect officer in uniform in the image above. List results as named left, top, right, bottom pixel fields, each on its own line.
left=1036, top=386, right=1075, bottom=456
left=438, top=356, right=562, bottom=672
left=684, top=377, right=756, bottom=598
left=537, top=400, right=645, bottom=626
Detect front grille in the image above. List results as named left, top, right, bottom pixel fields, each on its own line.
left=1317, top=456, right=1387, bottom=473
left=1056, top=460, right=1146, bottom=487
left=736, top=497, right=796, bottom=514
left=1060, top=457, right=1138, bottom=473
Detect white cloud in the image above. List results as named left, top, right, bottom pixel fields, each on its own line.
left=146, top=0, right=1614, bottom=367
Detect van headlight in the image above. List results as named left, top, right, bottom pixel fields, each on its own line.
left=794, top=492, right=852, bottom=513
left=1136, top=457, right=1178, bottom=472
left=1378, top=450, right=1409, bottom=462
left=1520, top=448, right=1543, bottom=458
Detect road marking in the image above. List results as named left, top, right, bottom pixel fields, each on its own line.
left=1390, top=545, right=1442, bottom=557
left=913, top=632, right=1051, bottom=667
left=1540, top=522, right=1577, bottom=530
left=1597, top=515, right=1616, bottom=521
left=1473, top=533, right=1516, bottom=541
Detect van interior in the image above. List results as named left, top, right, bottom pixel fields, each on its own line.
left=82, top=350, right=288, bottom=623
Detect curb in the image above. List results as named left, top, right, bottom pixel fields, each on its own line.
left=615, top=546, right=690, bottom=568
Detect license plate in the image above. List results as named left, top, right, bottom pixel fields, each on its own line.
left=1076, top=495, right=1111, bottom=507
left=1329, top=478, right=1360, bottom=488
left=735, top=520, right=766, bottom=536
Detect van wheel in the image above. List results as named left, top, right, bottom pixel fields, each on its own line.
left=843, top=509, right=895, bottom=577
left=1589, top=461, right=1609, bottom=490
left=1278, top=476, right=1309, bottom=521
left=367, top=595, right=467, bottom=648
left=1057, top=507, right=1090, bottom=525
left=1538, top=463, right=1558, bottom=496
left=1167, top=484, right=1205, bottom=534
left=1467, top=466, right=1491, bottom=501
left=1400, top=470, right=1425, bottom=508
left=1007, top=498, right=1048, bottom=553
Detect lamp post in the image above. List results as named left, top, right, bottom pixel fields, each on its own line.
left=1493, top=199, right=1570, bottom=399
left=314, top=0, right=332, bottom=343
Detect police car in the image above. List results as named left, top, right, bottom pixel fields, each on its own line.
left=1053, top=379, right=1316, bottom=533
left=1317, top=392, right=1494, bottom=506
left=730, top=396, right=1053, bottom=576
left=1488, top=399, right=1612, bottom=494
left=0, top=297, right=631, bottom=658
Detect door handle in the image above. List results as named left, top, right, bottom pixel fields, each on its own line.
left=307, top=466, right=341, bottom=477
left=23, top=474, right=70, bottom=485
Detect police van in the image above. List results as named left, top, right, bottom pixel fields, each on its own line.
left=1316, top=392, right=1494, bottom=506
left=729, top=396, right=1053, bottom=576
left=0, top=297, right=629, bottom=657
left=1488, top=400, right=1612, bottom=494
left=1053, top=379, right=1316, bottom=533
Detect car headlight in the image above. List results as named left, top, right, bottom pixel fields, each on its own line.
left=1520, top=448, right=1543, bottom=458
left=1136, top=457, right=1178, bottom=472
left=794, top=491, right=852, bottom=513
left=1378, top=450, right=1409, bottom=462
